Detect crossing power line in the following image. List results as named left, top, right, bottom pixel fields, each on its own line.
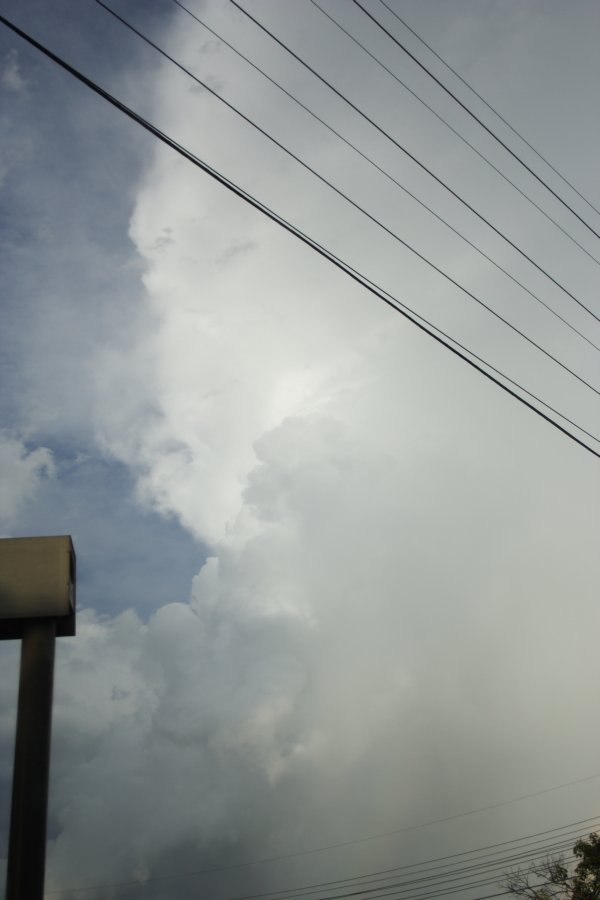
left=377, top=0, right=600, bottom=222
left=1, top=10, right=599, bottom=463
left=229, top=0, right=600, bottom=324
left=96, top=0, right=600, bottom=402
left=218, top=819, right=600, bottom=900
left=308, top=0, right=600, bottom=269
left=2, top=7, right=600, bottom=898
left=352, top=0, right=600, bottom=242
left=42, top=815, right=600, bottom=896
left=172, top=0, right=600, bottom=354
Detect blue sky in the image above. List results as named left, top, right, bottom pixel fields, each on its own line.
left=7, top=450, right=202, bottom=615
left=2, top=2, right=600, bottom=899
left=1, top=0, right=206, bottom=621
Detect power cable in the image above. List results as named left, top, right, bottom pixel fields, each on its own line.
left=366, top=847, right=576, bottom=900
left=224, top=822, right=600, bottom=900
left=226, top=826, right=590, bottom=900
left=308, top=0, right=600, bottom=270
left=98, top=0, right=600, bottom=404
left=378, top=0, right=600, bottom=222
left=307, top=850, right=576, bottom=900
left=1, top=10, right=598, bottom=896
left=53, top=0, right=600, bottom=450
left=358, top=868, right=567, bottom=900
left=352, top=0, right=600, bottom=242
left=223, top=834, right=589, bottom=900
left=452, top=893, right=512, bottom=900
left=229, top=0, right=600, bottom=325
left=1, top=13, right=599, bottom=482
left=105, top=4, right=600, bottom=455
left=172, top=0, right=600, bottom=355
left=115, top=0, right=600, bottom=459
left=312, top=841, right=579, bottom=900
left=42, top=814, right=597, bottom=896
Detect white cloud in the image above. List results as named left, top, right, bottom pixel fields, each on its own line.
left=28, top=384, right=600, bottom=894
left=3, top=2, right=600, bottom=897
left=0, top=50, right=26, bottom=95
left=93, top=142, right=379, bottom=545
left=47, top=4, right=598, bottom=889
left=0, top=433, right=55, bottom=530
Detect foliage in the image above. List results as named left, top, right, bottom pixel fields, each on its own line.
left=503, top=833, right=600, bottom=900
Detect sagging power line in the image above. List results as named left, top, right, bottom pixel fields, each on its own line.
left=308, top=0, right=600, bottom=270
left=97, top=0, right=600, bottom=403
left=377, top=0, right=600, bottom=222
left=1, top=11, right=599, bottom=463
left=43, top=814, right=600, bottom=896
left=353, top=0, right=600, bottom=242
left=173, top=0, right=600, bottom=354
left=229, top=0, right=600, bottom=325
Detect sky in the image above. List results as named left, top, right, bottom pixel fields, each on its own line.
left=1, top=1, right=600, bottom=899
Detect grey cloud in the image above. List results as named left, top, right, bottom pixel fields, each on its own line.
left=216, top=239, right=257, bottom=266
left=1, top=49, right=26, bottom=94
left=0, top=433, right=55, bottom=529
left=2, top=1, right=600, bottom=898
left=10, top=371, right=598, bottom=896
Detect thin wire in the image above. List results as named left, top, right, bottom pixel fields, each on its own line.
left=307, top=844, right=578, bottom=900
left=44, top=817, right=594, bottom=897
left=329, top=844, right=580, bottom=900
left=99, top=0, right=600, bottom=402
left=352, top=0, right=600, bottom=242
left=287, top=245, right=600, bottom=447
left=283, top=841, right=578, bottom=897
left=173, top=0, right=600, bottom=355
left=326, top=853, right=579, bottom=900
left=1, top=9, right=599, bottom=496
left=461, top=893, right=512, bottom=900
left=229, top=0, right=600, bottom=325
left=221, top=828, right=595, bottom=900
left=1, top=11, right=596, bottom=898
left=358, top=867, right=569, bottom=900
left=366, top=856, right=577, bottom=900
left=308, top=0, right=600, bottom=270
left=378, top=0, right=600, bottom=221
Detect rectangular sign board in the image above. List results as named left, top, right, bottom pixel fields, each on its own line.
left=0, top=536, right=76, bottom=639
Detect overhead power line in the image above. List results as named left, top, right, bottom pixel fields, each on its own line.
left=2, top=6, right=598, bottom=896
left=221, top=822, right=598, bottom=900
left=105, top=0, right=600, bottom=453
left=308, top=0, right=600, bottom=270
left=172, top=0, right=600, bottom=356
left=277, top=846, right=575, bottom=900
left=109, top=0, right=600, bottom=456
left=243, top=829, right=587, bottom=900
left=229, top=0, right=600, bottom=325
left=97, top=0, right=600, bottom=402
left=356, top=866, right=571, bottom=900
left=43, top=813, right=599, bottom=896
left=352, top=0, right=600, bottom=242
left=378, top=0, right=600, bottom=222
left=103, top=0, right=600, bottom=449
left=1, top=16, right=599, bottom=480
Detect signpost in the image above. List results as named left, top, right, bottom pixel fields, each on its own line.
left=0, top=536, right=76, bottom=900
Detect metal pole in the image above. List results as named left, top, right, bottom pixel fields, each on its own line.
left=6, top=619, right=57, bottom=900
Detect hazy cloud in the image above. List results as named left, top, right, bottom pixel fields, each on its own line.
left=0, top=434, right=55, bottom=530
left=2, top=2, right=600, bottom=898
left=0, top=49, right=26, bottom=94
